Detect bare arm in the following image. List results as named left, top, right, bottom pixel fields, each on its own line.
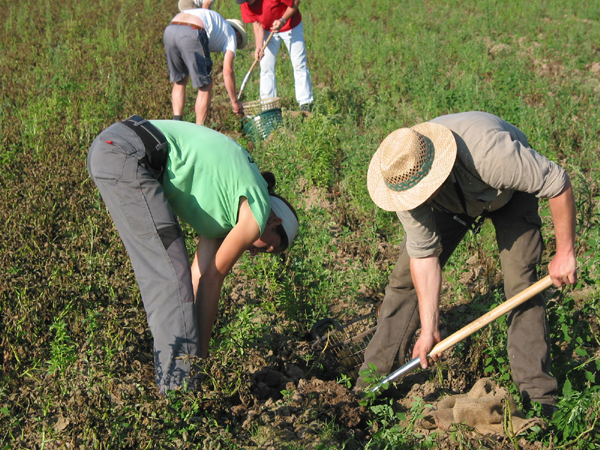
left=192, top=236, right=224, bottom=358
left=270, top=1, right=298, bottom=32
left=192, top=199, right=260, bottom=357
left=548, top=177, right=577, bottom=287
left=252, top=22, right=266, bottom=60
left=410, top=255, right=443, bottom=368
left=222, top=50, right=243, bottom=116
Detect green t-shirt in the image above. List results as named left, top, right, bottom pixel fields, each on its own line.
left=151, top=120, right=270, bottom=239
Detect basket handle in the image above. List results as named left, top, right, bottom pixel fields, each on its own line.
left=310, top=318, right=343, bottom=340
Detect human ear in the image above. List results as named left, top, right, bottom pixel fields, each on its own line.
left=269, top=216, right=283, bottom=226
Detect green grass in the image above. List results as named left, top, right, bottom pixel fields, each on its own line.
left=1, top=0, right=599, bottom=448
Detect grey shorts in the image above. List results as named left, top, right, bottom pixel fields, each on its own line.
left=163, top=23, right=213, bottom=88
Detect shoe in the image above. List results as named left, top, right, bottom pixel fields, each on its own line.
left=300, top=103, right=313, bottom=112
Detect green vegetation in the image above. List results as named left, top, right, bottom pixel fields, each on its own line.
left=1, top=0, right=599, bottom=448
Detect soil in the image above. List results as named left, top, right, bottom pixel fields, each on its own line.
left=148, top=152, right=543, bottom=449
left=0, top=99, right=556, bottom=450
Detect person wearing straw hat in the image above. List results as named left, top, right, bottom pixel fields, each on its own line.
left=178, top=0, right=214, bottom=10
left=164, top=8, right=248, bottom=125
left=237, top=0, right=313, bottom=111
left=358, top=111, right=577, bottom=415
left=87, top=117, right=299, bottom=394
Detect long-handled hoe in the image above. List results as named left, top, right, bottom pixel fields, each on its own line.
left=237, top=31, right=275, bottom=101
left=369, top=275, right=555, bottom=393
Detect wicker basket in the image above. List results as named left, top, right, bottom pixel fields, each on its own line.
left=242, top=108, right=283, bottom=142
left=242, top=97, right=281, bottom=116
left=310, top=311, right=378, bottom=380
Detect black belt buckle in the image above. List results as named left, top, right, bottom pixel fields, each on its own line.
left=471, top=216, right=485, bottom=234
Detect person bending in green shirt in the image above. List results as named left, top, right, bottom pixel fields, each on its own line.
left=87, top=116, right=299, bottom=394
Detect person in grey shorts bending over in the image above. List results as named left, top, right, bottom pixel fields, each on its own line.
left=358, top=111, right=577, bottom=415
left=87, top=116, right=299, bottom=394
left=164, top=8, right=248, bottom=125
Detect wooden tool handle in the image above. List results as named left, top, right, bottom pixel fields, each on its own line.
left=370, top=275, right=555, bottom=393
left=237, top=32, right=275, bottom=100
left=248, top=32, right=275, bottom=72
left=429, top=275, right=553, bottom=356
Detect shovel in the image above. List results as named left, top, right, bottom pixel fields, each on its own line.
left=369, top=274, right=554, bottom=393
left=237, top=31, right=275, bottom=101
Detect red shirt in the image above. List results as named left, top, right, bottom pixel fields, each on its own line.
left=240, top=0, right=302, bottom=32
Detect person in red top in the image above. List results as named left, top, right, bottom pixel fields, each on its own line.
left=238, top=0, right=313, bottom=111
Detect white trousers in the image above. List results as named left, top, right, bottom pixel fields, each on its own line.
left=260, top=21, right=313, bottom=106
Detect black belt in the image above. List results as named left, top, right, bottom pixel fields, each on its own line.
left=120, top=115, right=169, bottom=181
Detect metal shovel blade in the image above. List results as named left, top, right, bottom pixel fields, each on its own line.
left=369, top=357, right=421, bottom=393
left=237, top=71, right=253, bottom=100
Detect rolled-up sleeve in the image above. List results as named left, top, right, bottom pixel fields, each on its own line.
left=397, top=205, right=443, bottom=258
left=478, top=130, right=567, bottom=199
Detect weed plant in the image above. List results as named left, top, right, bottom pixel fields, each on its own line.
left=1, top=0, right=599, bottom=448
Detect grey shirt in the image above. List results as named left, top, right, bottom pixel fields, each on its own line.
left=397, top=111, right=568, bottom=258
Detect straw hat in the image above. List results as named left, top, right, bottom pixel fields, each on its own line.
left=178, top=0, right=198, bottom=11
left=226, top=19, right=248, bottom=50
left=367, top=122, right=457, bottom=211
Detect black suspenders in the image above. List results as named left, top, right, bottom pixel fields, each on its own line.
left=433, top=182, right=487, bottom=235
left=120, top=115, right=169, bottom=181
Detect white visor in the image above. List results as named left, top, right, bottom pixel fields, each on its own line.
left=269, top=196, right=299, bottom=247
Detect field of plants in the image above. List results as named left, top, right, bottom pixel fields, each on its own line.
left=1, top=0, right=599, bottom=448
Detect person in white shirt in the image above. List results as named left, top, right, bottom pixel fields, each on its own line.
left=164, top=9, right=248, bottom=124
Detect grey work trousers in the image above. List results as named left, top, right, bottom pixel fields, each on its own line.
left=87, top=123, right=201, bottom=394
left=359, top=191, right=557, bottom=405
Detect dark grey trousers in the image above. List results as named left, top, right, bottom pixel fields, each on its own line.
left=359, top=191, right=557, bottom=405
left=87, top=123, right=200, bottom=394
